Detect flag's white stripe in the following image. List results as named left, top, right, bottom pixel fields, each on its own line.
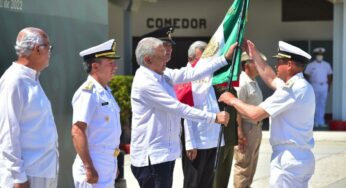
left=191, top=22, right=226, bottom=111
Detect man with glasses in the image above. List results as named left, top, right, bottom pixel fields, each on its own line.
left=219, top=40, right=315, bottom=187
left=71, top=39, right=122, bottom=188
left=0, top=27, right=58, bottom=188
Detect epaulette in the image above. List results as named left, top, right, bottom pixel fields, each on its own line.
left=284, top=79, right=295, bottom=88
left=82, top=81, right=94, bottom=91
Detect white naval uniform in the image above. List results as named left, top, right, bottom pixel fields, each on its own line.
left=304, top=60, right=332, bottom=125
left=0, top=63, right=58, bottom=188
left=259, top=73, right=315, bottom=188
left=72, top=76, right=121, bottom=188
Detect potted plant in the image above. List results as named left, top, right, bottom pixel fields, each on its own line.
left=109, top=75, right=133, bottom=188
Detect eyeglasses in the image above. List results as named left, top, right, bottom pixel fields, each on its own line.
left=38, top=44, right=53, bottom=52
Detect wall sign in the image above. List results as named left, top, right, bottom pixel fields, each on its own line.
left=146, top=18, right=207, bottom=29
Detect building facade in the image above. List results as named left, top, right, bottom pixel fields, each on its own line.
left=1, top=0, right=345, bottom=187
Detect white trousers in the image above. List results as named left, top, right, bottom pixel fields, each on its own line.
left=28, top=176, right=58, bottom=188
left=270, top=145, right=315, bottom=188
left=73, top=151, right=118, bottom=188
left=312, top=83, right=328, bottom=125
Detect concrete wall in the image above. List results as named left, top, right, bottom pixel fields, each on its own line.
left=0, top=1, right=109, bottom=187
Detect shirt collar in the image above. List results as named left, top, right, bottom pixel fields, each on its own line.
left=87, top=75, right=109, bottom=92
left=139, top=66, right=164, bottom=82
left=13, top=62, right=40, bottom=80
left=240, top=71, right=256, bottom=83
left=285, top=72, right=304, bottom=87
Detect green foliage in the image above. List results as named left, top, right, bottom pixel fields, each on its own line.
left=109, top=75, right=133, bottom=126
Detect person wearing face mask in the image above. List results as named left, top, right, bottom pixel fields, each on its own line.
left=304, top=47, right=333, bottom=129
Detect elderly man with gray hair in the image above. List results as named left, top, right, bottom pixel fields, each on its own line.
left=130, top=37, right=237, bottom=188
left=0, top=27, right=58, bottom=188
left=174, top=40, right=224, bottom=188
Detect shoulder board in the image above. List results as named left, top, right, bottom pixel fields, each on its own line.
left=284, top=79, right=295, bottom=88
left=82, top=81, right=94, bottom=91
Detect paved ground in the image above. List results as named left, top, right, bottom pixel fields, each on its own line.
left=123, top=131, right=346, bottom=188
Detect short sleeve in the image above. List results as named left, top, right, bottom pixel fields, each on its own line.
left=237, top=84, right=248, bottom=102
left=259, top=87, right=295, bottom=117
left=72, top=91, right=96, bottom=125
left=304, top=63, right=312, bottom=75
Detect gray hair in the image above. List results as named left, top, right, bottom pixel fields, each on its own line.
left=135, top=37, right=163, bottom=66
left=14, top=27, right=46, bottom=56
left=188, top=41, right=207, bottom=61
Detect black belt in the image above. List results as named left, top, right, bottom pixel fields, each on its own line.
left=313, top=82, right=326, bottom=85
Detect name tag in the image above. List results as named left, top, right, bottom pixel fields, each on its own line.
left=101, top=102, right=109, bottom=106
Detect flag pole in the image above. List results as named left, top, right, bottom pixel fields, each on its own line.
left=214, top=0, right=249, bottom=172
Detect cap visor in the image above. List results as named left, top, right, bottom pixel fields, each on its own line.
left=169, top=40, right=176, bottom=45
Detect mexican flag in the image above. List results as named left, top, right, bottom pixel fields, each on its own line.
left=175, top=0, right=249, bottom=108
left=205, top=0, right=249, bottom=86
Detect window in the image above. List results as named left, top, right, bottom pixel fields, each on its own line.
left=282, top=0, right=333, bottom=22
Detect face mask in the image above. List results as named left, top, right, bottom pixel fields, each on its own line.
left=316, top=55, right=323, bottom=62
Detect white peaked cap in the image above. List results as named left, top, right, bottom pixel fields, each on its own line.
left=79, top=39, right=120, bottom=61
left=313, top=47, right=326, bottom=54
left=273, top=41, right=311, bottom=64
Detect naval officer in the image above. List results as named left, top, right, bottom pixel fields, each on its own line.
left=141, top=26, right=176, bottom=63
left=219, top=40, right=315, bottom=188
left=304, top=47, right=333, bottom=128
left=71, top=39, right=121, bottom=188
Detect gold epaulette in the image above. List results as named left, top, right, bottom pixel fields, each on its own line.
left=114, top=148, right=120, bottom=157
left=284, top=79, right=295, bottom=88
left=83, top=81, right=94, bottom=91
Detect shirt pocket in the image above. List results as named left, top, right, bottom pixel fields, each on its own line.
left=92, top=100, right=112, bottom=128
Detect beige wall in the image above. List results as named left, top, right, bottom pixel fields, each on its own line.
left=129, top=0, right=332, bottom=63
left=111, top=0, right=333, bottom=68
left=110, top=0, right=333, bottom=112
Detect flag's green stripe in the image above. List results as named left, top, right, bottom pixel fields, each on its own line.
left=212, top=0, right=250, bottom=85
left=222, top=0, right=242, bottom=42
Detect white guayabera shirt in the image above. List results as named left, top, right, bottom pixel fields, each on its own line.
left=0, top=63, right=58, bottom=187
left=131, top=56, right=227, bottom=167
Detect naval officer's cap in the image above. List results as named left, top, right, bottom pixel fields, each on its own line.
left=313, top=47, right=326, bottom=55
left=79, top=39, right=120, bottom=62
left=141, top=26, right=176, bottom=45
left=273, top=41, right=311, bottom=64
